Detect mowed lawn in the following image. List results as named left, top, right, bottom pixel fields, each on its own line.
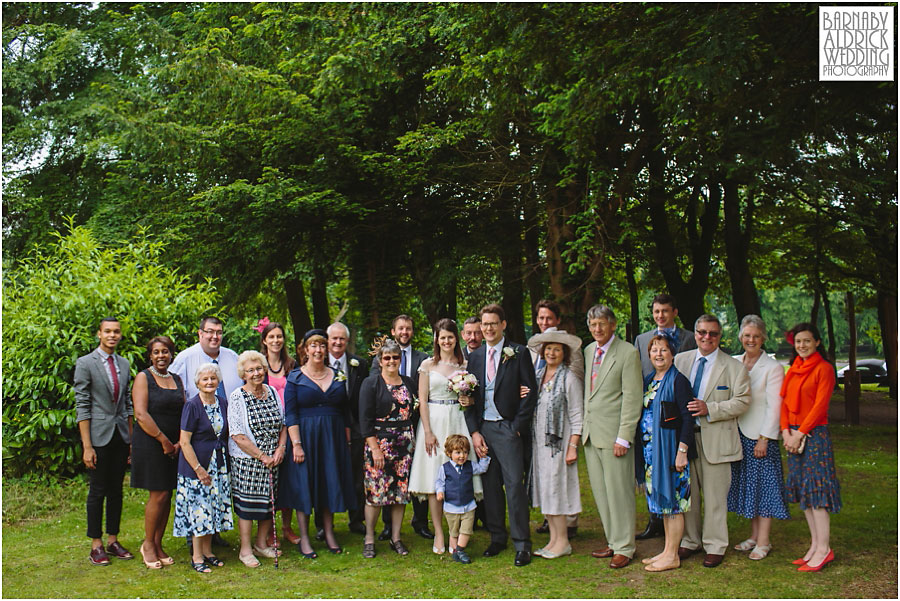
left=3, top=397, right=896, bottom=598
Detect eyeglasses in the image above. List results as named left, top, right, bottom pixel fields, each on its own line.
left=244, top=366, right=265, bottom=374
left=696, top=330, right=721, bottom=338
left=382, top=355, right=401, bottom=362
left=481, top=321, right=500, bottom=328
left=201, top=329, right=224, bottom=337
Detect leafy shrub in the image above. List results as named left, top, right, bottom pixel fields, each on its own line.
left=2, top=220, right=219, bottom=477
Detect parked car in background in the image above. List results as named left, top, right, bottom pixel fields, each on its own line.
left=837, top=359, right=887, bottom=386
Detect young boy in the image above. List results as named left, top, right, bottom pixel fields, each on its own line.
left=434, top=434, right=491, bottom=564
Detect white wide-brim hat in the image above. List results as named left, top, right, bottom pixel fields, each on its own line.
left=527, top=329, right=583, bottom=361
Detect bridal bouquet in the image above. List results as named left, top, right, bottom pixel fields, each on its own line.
left=447, top=370, right=478, bottom=410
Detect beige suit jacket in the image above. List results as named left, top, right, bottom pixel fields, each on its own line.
left=582, top=336, right=643, bottom=448
left=674, top=349, right=751, bottom=464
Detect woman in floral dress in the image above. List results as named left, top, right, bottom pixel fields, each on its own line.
left=173, top=363, right=233, bottom=573
left=358, top=338, right=417, bottom=558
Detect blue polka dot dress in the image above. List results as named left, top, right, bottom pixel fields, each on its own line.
left=727, top=430, right=790, bottom=519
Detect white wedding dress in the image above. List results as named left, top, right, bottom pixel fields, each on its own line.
left=408, top=369, right=483, bottom=499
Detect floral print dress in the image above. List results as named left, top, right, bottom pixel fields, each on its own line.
left=173, top=401, right=233, bottom=537
left=640, top=380, right=690, bottom=515
left=364, top=384, right=415, bottom=506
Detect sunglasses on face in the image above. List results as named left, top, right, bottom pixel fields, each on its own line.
left=696, top=330, right=721, bottom=338
left=382, top=355, right=401, bottom=362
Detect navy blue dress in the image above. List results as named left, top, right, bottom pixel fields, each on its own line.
left=278, top=368, right=356, bottom=514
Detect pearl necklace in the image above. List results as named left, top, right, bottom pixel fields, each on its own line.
left=149, top=365, right=171, bottom=378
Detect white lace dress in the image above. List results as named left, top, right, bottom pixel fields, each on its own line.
left=408, top=369, right=483, bottom=499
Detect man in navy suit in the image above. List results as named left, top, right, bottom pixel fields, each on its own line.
left=75, top=317, right=134, bottom=566
left=464, top=304, right=538, bottom=567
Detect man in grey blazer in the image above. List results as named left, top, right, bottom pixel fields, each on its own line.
left=75, top=317, right=134, bottom=566
left=632, top=293, right=697, bottom=539
left=674, top=314, right=751, bottom=568
left=582, top=305, right=643, bottom=569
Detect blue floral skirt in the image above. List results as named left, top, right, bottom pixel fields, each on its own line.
left=785, top=425, right=842, bottom=513
left=727, top=431, right=790, bottom=519
left=640, top=407, right=690, bottom=515
left=173, top=453, right=234, bottom=537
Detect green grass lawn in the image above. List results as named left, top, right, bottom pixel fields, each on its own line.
left=3, top=422, right=896, bottom=598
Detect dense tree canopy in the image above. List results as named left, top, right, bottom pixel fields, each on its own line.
left=3, top=3, right=897, bottom=395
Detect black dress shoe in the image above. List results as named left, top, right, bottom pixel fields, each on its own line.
left=567, top=526, right=578, bottom=538
left=413, top=525, right=434, bottom=540
left=211, top=533, right=228, bottom=547
left=635, top=515, right=664, bottom=540
left=514, top=550, right=531, bottom=567
left=483, top=542, right=506, bottom=557
left=377, top=527, right=391, bottom=541
left=536, top=519, right=550, bottom=534
left=315, top=528, right=326, bottom=541
left=348, top=522, right=367, bottom=535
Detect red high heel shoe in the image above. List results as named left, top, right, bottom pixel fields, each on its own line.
left=798, top=549, right=834, bottom=572
left=791, top=558, right=808, bottom=565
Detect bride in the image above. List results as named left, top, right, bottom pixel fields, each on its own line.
left=408, top=318, right=480, bottom=555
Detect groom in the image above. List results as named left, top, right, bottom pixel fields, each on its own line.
left=464, top=303, right=538, bottom=567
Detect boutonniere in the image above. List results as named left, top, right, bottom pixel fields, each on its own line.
left=501, top=346, right=517, bottom=364
left=334, top=370, right=347, bottom=382
left=349, top=358, right=360, bottom=368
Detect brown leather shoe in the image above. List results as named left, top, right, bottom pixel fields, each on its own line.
left=703, top=553, right=724, bottom=568
left=677, top=546, right=696, bottom=560
left=106, top=541, right=134, bottom=559
left=609, top=554, right=631, bottom=569
left=591, top=547, right=614, bottom=559
left=89, top=546, right=110, bottom=566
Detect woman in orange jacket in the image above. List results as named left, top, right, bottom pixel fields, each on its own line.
left=780, top=323, right=841, bottom=572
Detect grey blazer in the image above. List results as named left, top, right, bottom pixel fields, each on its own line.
left=74, top=350, right=133, bottom=446
left=634, top=327, right=697, bottom=378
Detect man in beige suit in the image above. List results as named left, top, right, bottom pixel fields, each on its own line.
left=582, top=305, right=643, bottom=569
left=674, top=314, right=751, bottom=568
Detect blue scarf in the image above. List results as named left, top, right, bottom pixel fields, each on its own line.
left=643, top=366, right=679, bottom=511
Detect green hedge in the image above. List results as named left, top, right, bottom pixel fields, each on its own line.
left=2, top=221, right=219, bottom=477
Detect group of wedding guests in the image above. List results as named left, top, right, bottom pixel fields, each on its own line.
left=74, top=294, right=842, bottom=574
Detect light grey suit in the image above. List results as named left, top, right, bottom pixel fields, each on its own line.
left=74, top=350, right=133, bottom=445
left=582, top=336, right=643, bottom=557
left=674, top=349, right=751, bottom=555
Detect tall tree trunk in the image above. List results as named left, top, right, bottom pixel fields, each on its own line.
left=810, top=288, right=820, bottom=325
left=624, top=244, right=640, bottom=344
left=499, top=204, right=526, bottom=343
left=643, top=104, right=718, bottom=328
left=722, top=180, right=761, bottom=321
left=877, top=290, right=898, bottom=399
left=523, top=193, right=544, bottom=334
left=311, top=266, right=330, bottom=329
left=844, top=291, right=860, bottom=425
left=284, top=277, right=312, bottom=343
left=821, top=288, right=836, bottom=366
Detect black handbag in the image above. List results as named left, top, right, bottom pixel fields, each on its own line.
left=660, top=401, right=681, bottom=430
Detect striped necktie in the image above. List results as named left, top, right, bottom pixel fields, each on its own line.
left=591, top=347, right=604, bottom=392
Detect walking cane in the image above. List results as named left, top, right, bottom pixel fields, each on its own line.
left=269, top=468, right=279, bottom=569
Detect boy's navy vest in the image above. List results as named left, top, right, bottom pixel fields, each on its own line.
left=442, top=461, right=474, bottom=507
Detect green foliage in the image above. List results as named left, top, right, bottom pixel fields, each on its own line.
left=2, top=220, right=219, bottom=477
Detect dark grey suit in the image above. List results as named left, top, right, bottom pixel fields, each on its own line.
left=464, top=340, right=538, bottom=552
left=74, top=349, right=132, bottom=539
left=633, top=327, right=697, bottom=378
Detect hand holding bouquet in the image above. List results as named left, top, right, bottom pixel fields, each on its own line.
left=447, top=370, right=478, bottom=409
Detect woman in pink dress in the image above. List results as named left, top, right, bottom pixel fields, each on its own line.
left=258, top=321, right=298, bottom=544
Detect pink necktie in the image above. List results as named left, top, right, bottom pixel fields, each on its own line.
left=107, top=355, right=120, bottom=403
left=590, top=347, right=604, bottom=392
left=487, top=348, right=496, bottom=382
